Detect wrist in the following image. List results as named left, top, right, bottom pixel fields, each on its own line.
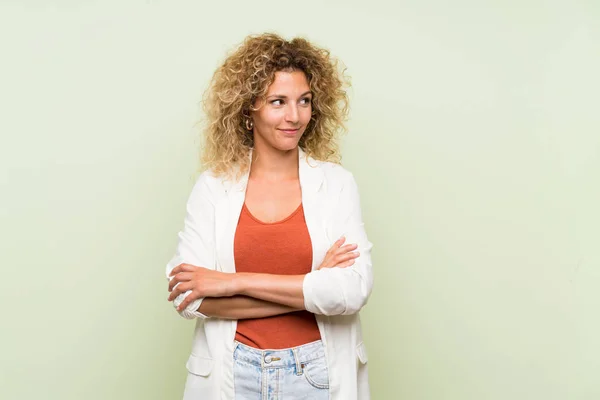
left=232, top=272, right=248, bottom=296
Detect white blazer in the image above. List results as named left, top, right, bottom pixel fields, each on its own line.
left=166, top=147, right=374, bottom=400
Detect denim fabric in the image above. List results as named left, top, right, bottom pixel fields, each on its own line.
left=233, top=340, right=330, bottom=399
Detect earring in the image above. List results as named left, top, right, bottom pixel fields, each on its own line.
left=245, top=119, right=254, bottom=131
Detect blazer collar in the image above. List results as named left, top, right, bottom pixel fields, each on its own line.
left=225, top=147, right=324, bottom=194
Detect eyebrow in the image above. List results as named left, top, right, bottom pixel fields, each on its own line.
left=266, top=91, right=312, bottom=99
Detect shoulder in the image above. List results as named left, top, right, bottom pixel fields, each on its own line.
left=304, top=158, right=361, bottom=206
left=313, top=160, right=364, bottom=218
left=189, top=169, right=226, bottom=203
left=195, top=168, right=221, bottom=186
left=315, top=160, right=357, bottom=190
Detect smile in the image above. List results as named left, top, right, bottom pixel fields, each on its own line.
left=279, top=128, right=299, bottom=134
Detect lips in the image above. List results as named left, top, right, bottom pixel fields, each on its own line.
left=279, top=128, right=299, bottom=134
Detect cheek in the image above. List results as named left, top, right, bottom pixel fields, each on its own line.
left=255, top=110, right=282, bottom=127
left=301, top=107, right=312, bottom=123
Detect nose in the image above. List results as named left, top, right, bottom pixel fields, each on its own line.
left=285, top=104, right=299, bottom=124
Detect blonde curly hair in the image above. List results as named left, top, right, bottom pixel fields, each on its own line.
left=199, top=32, right=351, bottom=180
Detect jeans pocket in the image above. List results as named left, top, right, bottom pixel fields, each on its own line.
left=302, top=358, right=330, bottom=389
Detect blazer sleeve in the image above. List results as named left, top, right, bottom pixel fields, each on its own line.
left=165, top=173, right=216, bottom=320
left=303, top=172, right=374, bottom=316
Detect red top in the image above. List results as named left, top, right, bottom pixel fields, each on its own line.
left=233, top=202, right=321, bottom=349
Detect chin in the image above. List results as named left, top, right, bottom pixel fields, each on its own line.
left=272, top=137, right=301, bottom=152
left=274, top=143, right=299, bottom=152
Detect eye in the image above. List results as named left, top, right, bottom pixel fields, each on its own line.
left=271, top=99, right=284, bottom=106
left=300, top=97, right=312, bottom=105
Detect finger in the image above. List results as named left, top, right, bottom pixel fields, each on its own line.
left=169, top=263, right=196, bottom=277
left=168, top=272, right=193, bottom=292
left=335, top=251, right=360, bottom=264
left=177, top=290, right=198, bottom=311
left=336, top=243, right=358, bottom=254
left=168, top=281, right=192, bottom=302
left=329, top=236, right=346, bottom=252
left=168, top=274, right=182, bottom=292
left=168, top=264, right=183, bottom=277
left=336, top=259, right=356, bottom=269
left=324, top=248, right=356, bottom=268
left=177, top=271, right=195, bottom=281
left=179, top=264, right=197, bottom=272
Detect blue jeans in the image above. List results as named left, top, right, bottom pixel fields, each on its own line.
left=233, top=339, right=330, bottom=399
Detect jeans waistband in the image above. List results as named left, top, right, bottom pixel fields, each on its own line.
left=233, top=340, right=325, bottom=369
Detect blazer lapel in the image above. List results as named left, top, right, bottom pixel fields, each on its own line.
left=298, top=148, right=329, bottom=271
left=215, top=157, right=249, bottom=274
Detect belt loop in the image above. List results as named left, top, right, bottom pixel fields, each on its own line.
left=292, top=347, right=303, bottom=376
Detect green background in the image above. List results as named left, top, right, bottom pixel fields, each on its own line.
left=1, top=1, right=598, bottom=399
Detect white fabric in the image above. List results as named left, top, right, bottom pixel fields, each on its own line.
left=165, top=148, right=373, bottom=399
left=166, top=255, right=206, bottom=319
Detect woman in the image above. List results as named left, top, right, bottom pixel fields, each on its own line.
left=166, top=33, right=373, bottom=400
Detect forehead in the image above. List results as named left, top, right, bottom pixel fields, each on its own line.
left=266, top=70, right=310, bottom=94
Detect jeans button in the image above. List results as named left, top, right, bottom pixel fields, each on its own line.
left=264, top=355, right=272, bottom=364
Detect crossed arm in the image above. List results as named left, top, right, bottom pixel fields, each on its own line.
left=198, top=296, right=301, bottom=320
left=167, top=236, right=359, bottom=319
left=166, top=172, right=373, bottom=320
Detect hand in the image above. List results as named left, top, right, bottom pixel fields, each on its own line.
left=167, top=263, right=237, bottom=311
left=318, top=236, right=360, bottom=270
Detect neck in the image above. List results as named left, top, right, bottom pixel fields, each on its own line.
left=250, top=143, right=299, bottom=182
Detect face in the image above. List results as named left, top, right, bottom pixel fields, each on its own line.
left=250, top=70, right=312, bottom=152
